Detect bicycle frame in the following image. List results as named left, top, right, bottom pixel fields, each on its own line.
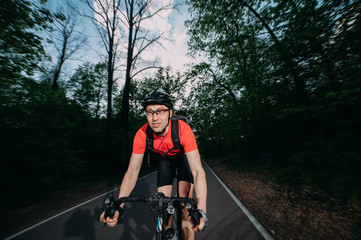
left=104, top=192, right=200, bottom=240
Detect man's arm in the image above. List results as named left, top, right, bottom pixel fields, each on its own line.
left=117, top=153, right=144, bottom=205
left=186, top=149, right=207, bottom=230
left=100, top=153, right=144, bottom=226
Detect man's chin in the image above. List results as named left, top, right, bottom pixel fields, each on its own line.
left=150, top=126, right=161, bottom=133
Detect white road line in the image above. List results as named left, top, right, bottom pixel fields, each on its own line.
left=4, top=172, right=157, bottom=240
left=203, top=161, right=275, bottom=240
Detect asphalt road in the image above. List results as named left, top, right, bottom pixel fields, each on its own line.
left=4, top=162, right=274, bottom=240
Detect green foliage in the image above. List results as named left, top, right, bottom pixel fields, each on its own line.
left=68, top=62, right=108, bottom=118
left=0, top=0, right=52, bottom=84
left=183, top=73, right=244, bottom=155
left=0, top=3, right=110, bottom=203
left=186, top=0, right=361, bottom=199
left=0, top=78, right=110, bottom=208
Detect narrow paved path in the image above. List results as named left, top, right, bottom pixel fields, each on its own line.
left=4, top=162, right=273, bottom=240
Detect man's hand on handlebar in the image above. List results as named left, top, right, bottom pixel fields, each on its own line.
left=183, top=207, right=208, bottom=233
left=190, top=209, right=208, bottom=232
left=100, top=209, right=121, bottom=227
left=192, top=217, right=206, bottom=232
left=100, top=194, right=125, bottom=227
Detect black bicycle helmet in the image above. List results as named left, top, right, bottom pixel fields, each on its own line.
left=142, top=90, right=173, bottom=109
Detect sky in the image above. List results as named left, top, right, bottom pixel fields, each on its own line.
left=140, top=1, right=194, bottom=72
left=43, top=0, right=198, bottom=81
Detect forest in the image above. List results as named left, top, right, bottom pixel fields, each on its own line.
left=1, top=0, right=360, bottom=210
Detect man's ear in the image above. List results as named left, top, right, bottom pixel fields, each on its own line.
left=170, top=109, right=173, bottom=117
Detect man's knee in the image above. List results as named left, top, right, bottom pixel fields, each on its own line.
left=157, top=185, right=173, bottom=197
left=178, top=181, right=193, bottom=197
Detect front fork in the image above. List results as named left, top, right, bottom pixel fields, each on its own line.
left=156, top=204, right=176, bottom=240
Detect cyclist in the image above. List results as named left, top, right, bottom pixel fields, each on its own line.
left=100, top=90, right=208, bottom=239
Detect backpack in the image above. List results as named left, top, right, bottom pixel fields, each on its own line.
left=145, top=115, right=191, bottom=167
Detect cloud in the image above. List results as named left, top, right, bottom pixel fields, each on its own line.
left=161, top=30, right=190, bottom=70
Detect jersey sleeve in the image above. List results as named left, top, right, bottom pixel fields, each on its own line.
left=132, top=124, right=147, bottom=154
left=179, top=120, right=198, bottom=153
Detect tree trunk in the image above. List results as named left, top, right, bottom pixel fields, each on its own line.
left=52, top=34, right=68, bottom=90
left=119, top=5, right=134, bottom=167
left=105, top=38, right=114, bottom=164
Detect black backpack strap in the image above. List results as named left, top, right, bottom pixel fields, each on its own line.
left=171, top=118, right=182, bottom=150
left=145, top=124, right=154, bottom=168
left=146, top=124, right=154, bottom=150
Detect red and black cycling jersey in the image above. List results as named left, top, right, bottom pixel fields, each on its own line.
left=132, top=120, right=197, bottom=157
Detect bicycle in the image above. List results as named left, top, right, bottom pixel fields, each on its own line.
left=103, top=192, right=201, bottom=240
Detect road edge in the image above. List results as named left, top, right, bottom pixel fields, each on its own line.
left=203, top=161, right=275, bottom=240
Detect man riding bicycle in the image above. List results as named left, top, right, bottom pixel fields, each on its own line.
left=100, top=90, right=208, bottom=239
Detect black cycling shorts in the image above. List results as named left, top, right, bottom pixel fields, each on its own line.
left=157, top=154, right=194, bottom=188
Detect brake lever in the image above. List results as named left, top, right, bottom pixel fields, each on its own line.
left=188, top=209, right=200, bottom=226
left=102, top=206, right=112, bottom=228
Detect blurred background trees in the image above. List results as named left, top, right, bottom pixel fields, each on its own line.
left=185, top=0, right=361, bottom=197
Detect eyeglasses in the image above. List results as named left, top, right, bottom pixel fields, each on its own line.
left=145, top=109, right=170, bottom=117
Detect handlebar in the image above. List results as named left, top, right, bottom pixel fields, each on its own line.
left=103, top=192, right=200, bottom=226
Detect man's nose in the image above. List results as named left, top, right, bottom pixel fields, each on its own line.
left=152, top=112, right=159, bottom=120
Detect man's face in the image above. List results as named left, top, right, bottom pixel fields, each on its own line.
left=145, top=105, right=172, bottom=133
